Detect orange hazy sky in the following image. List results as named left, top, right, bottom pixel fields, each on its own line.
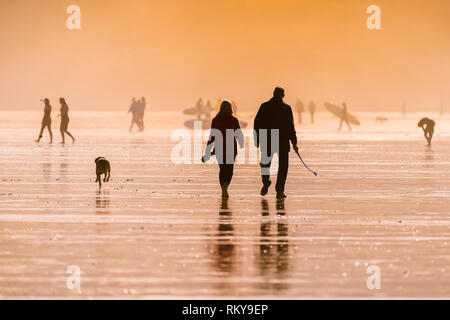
left=1, top=0, right=449, bottom=112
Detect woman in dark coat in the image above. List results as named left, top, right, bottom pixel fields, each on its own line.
left=59, top=97, right=76, bottom=144
left=202, top=100, right=244, bottom=198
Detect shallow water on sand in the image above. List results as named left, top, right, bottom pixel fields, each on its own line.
left=0, top=111, right=449, bottom=298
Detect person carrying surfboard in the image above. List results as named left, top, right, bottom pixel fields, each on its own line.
left=254, top=87, right=299, bottom=199
left=338, top=102, right=352, bottom=131
left=418, top=117, right=435, bottom=146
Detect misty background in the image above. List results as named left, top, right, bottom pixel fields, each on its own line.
left=1, top=0, right=449, bottom=112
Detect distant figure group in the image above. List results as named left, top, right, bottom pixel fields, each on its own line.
left=128, top=97, right=147, bottom=132
left=35, top=97, right=75, bottom=144
left=33, top=92, right=439, bottom=192
left=203, top=87, right=298, bottom=199
left=196, top=98, right=213, bottom=120
left=195, top=97, right=238, bottom=121
left=295, top=100, right=316, bottom=124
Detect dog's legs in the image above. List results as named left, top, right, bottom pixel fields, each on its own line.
left=96, top=174, right=102, bottom=188
left=107, top=169, right=111, bottom=182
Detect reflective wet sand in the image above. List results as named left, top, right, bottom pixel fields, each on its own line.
left=0, top=111, right=449, bottom=298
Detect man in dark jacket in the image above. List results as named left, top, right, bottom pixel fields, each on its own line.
left=254, top=87, right=298, bottom=199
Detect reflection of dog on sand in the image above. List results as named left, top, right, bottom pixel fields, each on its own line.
left=375, top=116, right=388, bottom=123
left=96, top=190, right=110, bottom=213
left=95, top=157, right=111, bottom=188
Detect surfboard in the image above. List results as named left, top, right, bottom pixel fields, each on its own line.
left=324, top=102, right=361, bottom=126
left=183, top=119, right=248, bottom=130
left=183, top=106, right=214, bottom=115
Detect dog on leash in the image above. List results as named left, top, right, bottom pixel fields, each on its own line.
left=94, top=157, right=111, bottom=188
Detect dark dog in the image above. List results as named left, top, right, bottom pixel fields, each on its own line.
left=95, top=157, right=111, bottom=188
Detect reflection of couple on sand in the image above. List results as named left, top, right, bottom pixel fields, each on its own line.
left=202, top=87, right=298, bottom=200
left=128, top=97, right=147, bottom=132
left=213, top=197, right=289, bottom=280
left=35, top=97, right=76, bottom=144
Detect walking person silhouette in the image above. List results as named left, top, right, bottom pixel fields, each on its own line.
left=137, top=96, right=146, bottom=131
left=295, top=99, right=304, bottom=124
left=254, top=87, right=299, bottom=199
left=308, top=101, right=316, bottom=124
left=35, top=98, right=53, bottom=143
left=202, top=100, right=244, bottom=198
left=128, top=97, right=139, bottom=132
left=58, top=98, right=75, bottom=144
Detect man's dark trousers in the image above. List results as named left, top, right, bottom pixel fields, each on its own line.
left=260, top=150, right=289, bottom=193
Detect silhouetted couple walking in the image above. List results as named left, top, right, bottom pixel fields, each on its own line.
left=128, top=97, right=147, bottom=132
left=35, top=97, right=75, bottom=144
left=202, top=87, right=298, bottom=199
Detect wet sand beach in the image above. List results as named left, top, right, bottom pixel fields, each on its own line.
left=0, top=111, right=449, bottom=299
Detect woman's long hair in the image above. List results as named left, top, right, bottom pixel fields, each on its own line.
left=43, top=98, right=51, bottom=112
left=59, top=97, right=69, bottom=114
left=215, top=100, right=233, bottom=119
